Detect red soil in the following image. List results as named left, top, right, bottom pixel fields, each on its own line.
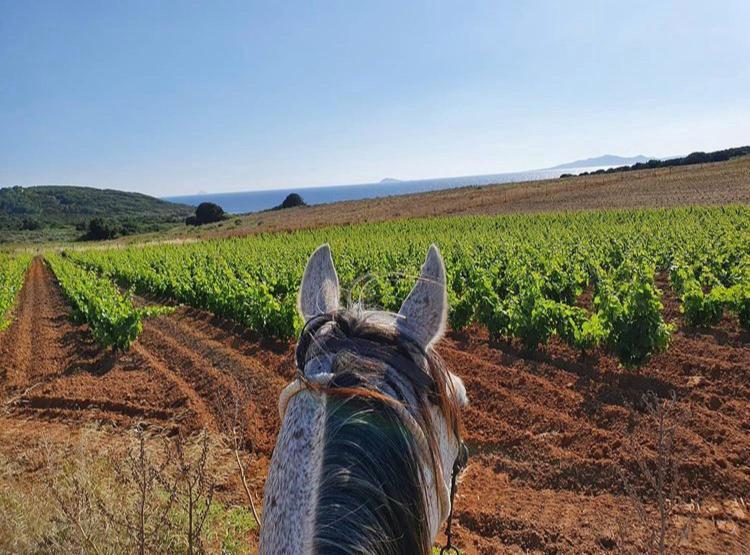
left=1, top=259, right=748, bottom=553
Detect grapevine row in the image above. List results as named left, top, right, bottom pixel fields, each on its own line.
left=0, top=253, right=32, bottom=330
left=45, top=254, right=173, bottom=351
left=65, top=206, right=750, bottom=366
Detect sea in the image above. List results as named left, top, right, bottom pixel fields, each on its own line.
left=164, top=166, right=604, bottom=214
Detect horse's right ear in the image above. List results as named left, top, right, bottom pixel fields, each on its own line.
left=397, top=244, right=448, bottom=349
left=298, top=244, right=340, bottom=322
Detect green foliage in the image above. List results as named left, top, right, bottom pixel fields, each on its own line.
left=65, top=206, right=750, bottom=367
left=670, top=255, right=750, bottom=329
left=0, top=253, right=32, bottom=330
left=681, top=280, right=727, bottom=327
left=595, top=264, right=673, bottom=368
left=84, top=217, right=119, bottom=241
left=187, top=202, right=228, bottom=226
left=46, top=254, right=172, bottom=350
left=728, top=283, right=750, bottom=329
left=0, top=185, right=193, bottom=243
left=167, top=498, right=255, bottom=553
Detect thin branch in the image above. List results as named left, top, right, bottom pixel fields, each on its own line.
left=233, top=440, right=262, bottom=528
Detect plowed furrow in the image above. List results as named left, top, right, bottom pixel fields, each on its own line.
left=131, top=341, right=220, bottom=432
left=0, top=262, right=36, bottom=391
left=20, top=395, right=175, bottom=420
left=146, top=314, right=286, bottom=453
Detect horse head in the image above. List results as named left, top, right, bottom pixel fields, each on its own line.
left=260, top=244, right=468, bottom=555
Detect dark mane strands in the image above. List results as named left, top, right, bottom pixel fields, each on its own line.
left=297, top=310, right=463, bottom=555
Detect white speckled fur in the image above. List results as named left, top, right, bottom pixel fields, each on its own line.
left=259, top=244, right=467, bottom=554
left=259, top=390, right=326, bottom=555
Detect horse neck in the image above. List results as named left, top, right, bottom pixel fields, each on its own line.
left=260, top=390, right=327, bottom=554
left=259, top=385, right=439, bottom=555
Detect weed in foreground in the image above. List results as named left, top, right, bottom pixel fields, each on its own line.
left=0, top=427, right=256, bottom=554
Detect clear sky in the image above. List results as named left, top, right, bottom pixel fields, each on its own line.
left=1, top=1, right=749, bottom=196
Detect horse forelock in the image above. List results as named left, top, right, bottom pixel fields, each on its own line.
left=297, top=308, right=463, bottom=436
left=294, top=308, right=463, bottom=555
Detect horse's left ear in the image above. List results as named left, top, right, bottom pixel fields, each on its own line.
left=397, top=244, right=448, bottom=348
left=299, top=244, right=340, bottom=322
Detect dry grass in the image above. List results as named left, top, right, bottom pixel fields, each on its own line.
left=0, top=426, right=256, bottom=554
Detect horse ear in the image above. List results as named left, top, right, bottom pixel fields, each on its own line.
left=299, top=244, right=340, bottom=322
left=397, top=244, right=447, bottom=348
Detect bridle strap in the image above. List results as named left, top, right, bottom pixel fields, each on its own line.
left=440, top=442, right=469, bottom=555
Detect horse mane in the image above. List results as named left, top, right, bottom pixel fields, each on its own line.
left=296, top=309, right=463, bottom=555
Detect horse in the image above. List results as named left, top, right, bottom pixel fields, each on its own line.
left=259, top=244, right=469, bottom=554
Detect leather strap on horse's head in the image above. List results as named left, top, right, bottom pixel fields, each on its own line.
left=440, top=441, right=469, bottom=554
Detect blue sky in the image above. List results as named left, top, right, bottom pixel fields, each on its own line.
left=1, top=1, right=749, bottom=196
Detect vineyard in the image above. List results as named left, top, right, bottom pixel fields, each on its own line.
left=60, top=206, right=750, bottom=367
left=46, top=254, right=173, bottom=351
left=0, top=253, right=31, bottom=330
left=1, top=205, right=749, bottom=553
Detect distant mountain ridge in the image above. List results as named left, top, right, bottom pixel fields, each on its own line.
left=571, top=145, right=750, bottom=178
left=549, top=154, right=652, bottom=170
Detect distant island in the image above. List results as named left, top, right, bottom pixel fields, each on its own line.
left=379, top=178, right=402, bottom=184
left=550, top=154, right=652, bottom=170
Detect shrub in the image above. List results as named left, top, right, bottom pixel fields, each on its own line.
left=20, top=217, right=40, bottom=230
left=595, top=265, right=673, bottom=368
left=279, top=193, right=306, bottom=209
left=195, top=203, right=227, bottom=224
left=681, top=281, right=727, bottom=327
left=84, top=217, right=118, bottom=240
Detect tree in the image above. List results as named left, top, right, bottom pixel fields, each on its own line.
left=20, top=217, right=40, bottom=230
left=85, top=218, right=117, bottom=240
left=279, top=193, right=306, bottom=209
left=187, top=203, right=226, bottom=226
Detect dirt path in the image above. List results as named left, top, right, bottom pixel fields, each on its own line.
left=1, top=259, right=748, bottom=553
left=0, top=258, right=288, bottom=455
left=0, top=258, right=68, bottom=392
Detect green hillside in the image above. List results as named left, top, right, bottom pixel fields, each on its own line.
left=0, top=186, right=194, bottom=243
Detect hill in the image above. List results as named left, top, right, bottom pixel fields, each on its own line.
left=131, top=154, right=750, bottom=243
left=550, top=154, right=651, bottom=169
left=0, top=185, right=193, bottom=243
left=576, top=145, right=750, bottom=176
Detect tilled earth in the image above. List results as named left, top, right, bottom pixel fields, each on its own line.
left=1, top=259, right=748, bottom=553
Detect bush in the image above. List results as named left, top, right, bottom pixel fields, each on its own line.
left=195, top=203, right=226, bottom=224
left=20, top=218, right=40, bottom=231
left=681, top=281, right=727, bottom=327
left=595, top=265, right=673, bottom=368
left=84, top=217, right=118, bottom=240
left=279, top=193, right=306, bottom=209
